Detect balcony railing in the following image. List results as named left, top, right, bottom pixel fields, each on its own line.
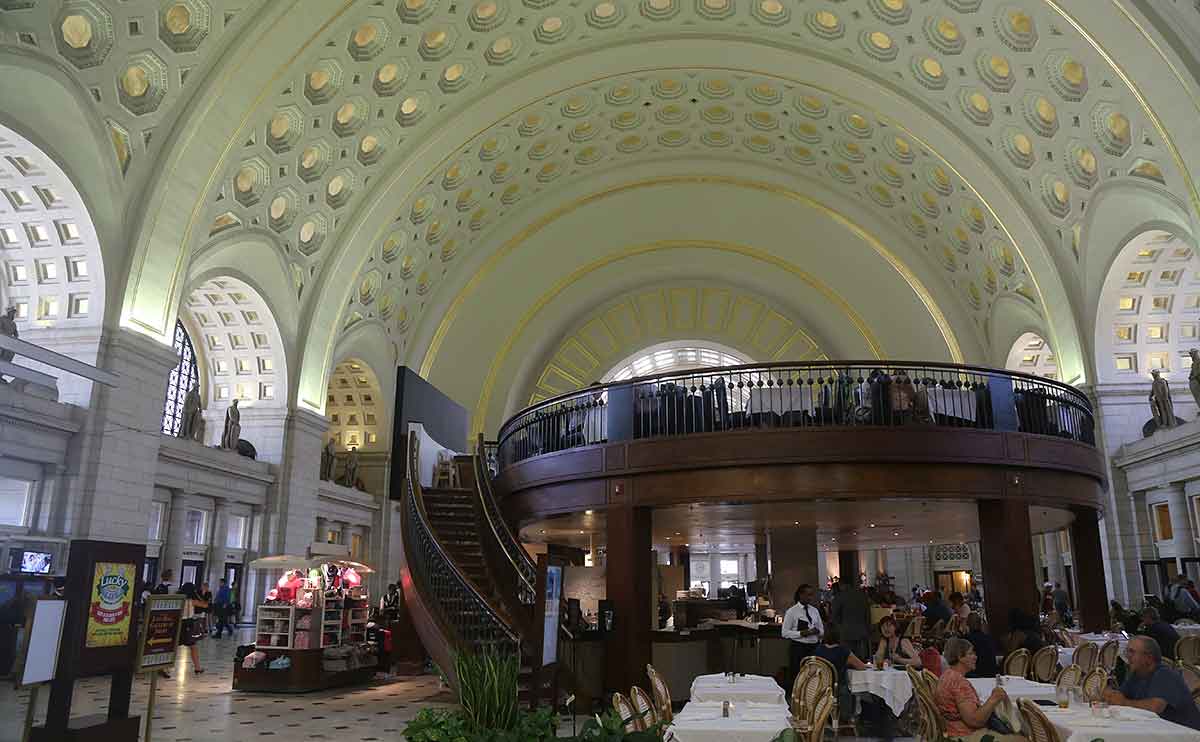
left=496, top=361, right=1095, bottom=470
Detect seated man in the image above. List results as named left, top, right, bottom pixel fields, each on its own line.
left=1103, top=635, right=1200, bottom=731
left=1139, top=606, right=1181, bottom=660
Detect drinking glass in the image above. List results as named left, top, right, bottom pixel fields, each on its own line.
left=1055, top=686, right=1070, bottom=709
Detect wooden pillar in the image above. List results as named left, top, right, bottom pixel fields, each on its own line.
left=671, top=545, right=691, bottom=588
left=839, top=550, right=859, bottom=587
left=754, top=541, right=769, bottom=587
left=978, top=499, right=1038, bottom=640
left=1070, top=507, right=1109, bottom=633
left=605, top=485, right=652, bottom=693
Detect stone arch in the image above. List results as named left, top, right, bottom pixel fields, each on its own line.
left=175, top=275, right=289, bottom=460
left=327, top=320, right=395, bottom=456
left=0, top=121, right=109, bottom=406
left=1092, top=228, right=1200, bottom=387
left=1004, top=332, right=1059, bottom=381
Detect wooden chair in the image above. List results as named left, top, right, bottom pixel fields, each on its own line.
left=1175, top=636, right=1200, bottom=666
left=432, top=450, right=459, bottom=488
left=1018, top=698, right=1064, bottom=742
left=799, top=663, right=833, bottom=727
left=913, top=680, right=946, bottom=741
left=630, top=685, right=658, bottom=729
left=1097, top=639, right=1120, bottom=671
left=645, top=664, right=672, bottom=723
left=1072, top=641, right=1098, bottom=674
left=791, top=662, right=816, bottom=716
left=1055, top=663, right=1082, bottom=692
left=927, top=619, right=946, bottom=639
left=1178, top=663, right=1200, bottom=704
left=611, top=692, right=642, bottom=733
left=1002, top=648, right=1031, bottom=678
left=904, top=615, right=924, bottom=639
left=808, top=689, right=836, bottom=742
left=1031, top=645, right=1059, bottom=683
left=1081, top=667, right=1108, bottom=701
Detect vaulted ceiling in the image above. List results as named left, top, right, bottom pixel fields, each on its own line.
left=3, top=0, right=1199, bottom=432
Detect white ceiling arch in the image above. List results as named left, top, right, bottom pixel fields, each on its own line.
left=1005, top=331, right=1058, bottom=381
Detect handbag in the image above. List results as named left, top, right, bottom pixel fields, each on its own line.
left=987, top=699, right=1023, bottom=736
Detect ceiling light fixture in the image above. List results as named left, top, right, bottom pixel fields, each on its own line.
left=585, top=509, right=594, bottom=515
left=578, top=530, right=584, bottom=534
left=869, top=523, right=876, bottom=528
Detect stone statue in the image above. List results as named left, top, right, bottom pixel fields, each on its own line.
left=220, top=398, right=241, bottom=449
left=320, top=438, right=336, bottom=481
left=1150, top=369, right=1176, bottom=429
left=339, top=447, right=360, bottom=488
left=0, top=306, right=18, bottom=364
left=1189, top=349, right=1200, bottom=409
left=179, top=386, right=203, bottom=441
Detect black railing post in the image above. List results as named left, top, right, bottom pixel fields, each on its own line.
left=607, top=384, right=634, bottom=442
left=987, top=374, right=1019, bottom=432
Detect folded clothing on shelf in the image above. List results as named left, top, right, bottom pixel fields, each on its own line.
left=293, top=631, right=311, bottom=649
left=268, top=655, right=292, bottom=670
left=296, top=614, right=312, bottom=629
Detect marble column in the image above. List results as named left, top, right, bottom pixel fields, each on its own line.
left=206, top=497, right=227, bottom=587
left=265, top=409, right=328, bottom=556
left=315, top=516, right=329, bottom=544
left=1043, top=530, right=1066, bottom=588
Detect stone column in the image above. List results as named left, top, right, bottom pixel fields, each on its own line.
left=1071, top=508, right=1110, bottom=632
left=315, top=516, right=329, bottom=543
left=161, top=490, right=189, bottom=583
left=265, top=409, right=328, bottom=556
left=770, top=528, right=819, bottom=611
left=1043, top=530, right=1066, bottom=588
left=1162, top=483, right=1196, bottom=571
left=241, top=504, right=262, bottom=624
left=978, top=499, right=1038, bottom=639
left=332, top=520, right=348, bottom=546
left=206, top=497, right=227, bottom=587
left=604, top=486, right=651, bottom=694
left=57, top=329, right=179, bottom=543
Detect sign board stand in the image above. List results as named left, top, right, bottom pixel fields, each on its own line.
left=32, top=539, right=145, bottom=742
left=16, top=598, right=69, bottom=742
left=134, top=594, right=186, bottom=742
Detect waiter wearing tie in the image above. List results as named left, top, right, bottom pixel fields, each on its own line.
left=782, top=584, right=823, bottom=691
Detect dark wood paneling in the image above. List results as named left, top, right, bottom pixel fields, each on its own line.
left=495, top=427, right=1106, bottom=525
left=1071, top=508, right=1109, bottom=633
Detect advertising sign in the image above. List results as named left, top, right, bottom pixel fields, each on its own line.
left=136, top=595, right=186, bottom=671
left=85, top=561, right=136, bottom=648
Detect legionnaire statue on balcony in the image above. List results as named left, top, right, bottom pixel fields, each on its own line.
left=1150, top=369, right=1176, bottom=429
left=0, top=306, right=17, bottom=364
left=339, top=447, right=360, bottom=489
left=179, top=386, right=203, bottom=441
left=221, top=398, right=242, bottom=449
left=320, top=437, right=336, bottom=481
left=1189, top=349, right=1200, bottom=409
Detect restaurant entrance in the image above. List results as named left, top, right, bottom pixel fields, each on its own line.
left=934, top=570, right=972, bottom=596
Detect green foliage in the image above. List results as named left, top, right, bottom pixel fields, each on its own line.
left=454, top=649, right=520, bottom=732
left=569, top=710, right=666, bottom=741
left=401, top=707, right=557, bottom=742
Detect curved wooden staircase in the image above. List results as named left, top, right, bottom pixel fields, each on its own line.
left=398, top=431, right=569, bottom=699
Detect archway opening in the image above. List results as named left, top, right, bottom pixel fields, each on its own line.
left=601, top=340, right=754, bottom=383
left=1005, top=332, right=1057, bottom=381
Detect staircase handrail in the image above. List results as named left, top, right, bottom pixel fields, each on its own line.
left=474, top=433, right=537, bottom=604
left=403, top=431, right=519, bottom=654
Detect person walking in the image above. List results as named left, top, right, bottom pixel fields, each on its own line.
left=173, top=582, right=205, bottom=677
left=832, top=578, right=872, bottom=660
left=211, top=578, right=234, bottom=638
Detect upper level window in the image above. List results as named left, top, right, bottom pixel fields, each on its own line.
left=185, top=509, right=206, bottom=545
left=161, top=319, right=200, bottom=435
left=602, top=342, right=752, bottom=383
left=226, top=514, right=247, bottom=549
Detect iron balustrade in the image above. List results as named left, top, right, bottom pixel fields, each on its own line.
left=473, top=435, right=537, bottom=607
left=403, top=433, right=519, bottom=655
left=496, top=361, right=1095, bottom=470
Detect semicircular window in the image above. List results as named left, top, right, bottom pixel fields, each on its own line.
left=161, top=319, right=200, bottom=435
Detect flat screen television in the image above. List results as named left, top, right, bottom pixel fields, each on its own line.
left=18, top=551, right=52, bottom=574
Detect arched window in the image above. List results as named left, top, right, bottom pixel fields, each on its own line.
left=601, top=341, right=752, bottom=383
left=162, top=319, right=200, bottom=435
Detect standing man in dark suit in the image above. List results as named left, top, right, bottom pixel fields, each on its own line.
left=833, top=578, right=872, bottom=660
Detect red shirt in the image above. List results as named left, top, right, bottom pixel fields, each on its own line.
left=935, top=666, right=980, bottom=737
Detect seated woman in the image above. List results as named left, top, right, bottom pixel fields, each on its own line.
left=814, top=624, right=867, bottom=722
left=935, top=638, right=1025, bottom=741
left=874, top=615, right=922, bottom=668
left=963, top=613, right=1000, bottom=678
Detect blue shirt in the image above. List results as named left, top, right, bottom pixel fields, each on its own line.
left=215, top=585, right=232, bottom=606
left=1120, top=664, right=1200, bottom=731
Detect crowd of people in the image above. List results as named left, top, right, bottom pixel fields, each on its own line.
left=781, top=576, right=1200, bottom=738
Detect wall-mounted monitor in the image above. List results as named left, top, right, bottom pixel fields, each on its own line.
left=15, top=551, right=52, bottom=574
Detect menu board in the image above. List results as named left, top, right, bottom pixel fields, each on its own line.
left=136, top=595, right=186, bottom=671
left=85, top=561, right=136, bottom=648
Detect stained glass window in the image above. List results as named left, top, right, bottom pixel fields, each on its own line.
left=162, top=319, right=199, bottom=435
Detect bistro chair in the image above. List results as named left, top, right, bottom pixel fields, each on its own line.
left=1055, top=663, right=1082, bottom=692
left=630, top=685, right=659, bottom=729
left=1081, top=668, right=1109, bottom=701
left=807, top=688, right=835, bottom=742
left=791, top=662, right=817, bottom=716
left=645, top=664, right=673, bottom=723
left=1097, top=639, right=1120, bottom=671
left=1018, top=699, right=1064, bottom=742
left=1031, top=645, right=1059, bottom=683
left=1002, top=648, right=1031, bottom=678
left=904, top=615, right=924, bottom=639
left=1072, top=641, right=1098, bottom=674
left=912, top=677, right=946, bottom=741
left=1175, top=636, right=1200, bottom=666
left=1177, top=663, right=1200, bottom=704
left=611, top=692, right=642, bottom=733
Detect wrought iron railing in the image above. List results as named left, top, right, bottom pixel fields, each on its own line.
left=497, top=361, right=1095, bottom=469
left=403, top=432, right=519, bottom=654
left=474, top=434, right=537, bottom=607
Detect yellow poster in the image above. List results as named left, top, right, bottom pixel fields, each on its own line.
left=85, top=561, right=135, bottom=648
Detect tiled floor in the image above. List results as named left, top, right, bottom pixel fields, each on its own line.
left=0, top=629, right=909, bottom=740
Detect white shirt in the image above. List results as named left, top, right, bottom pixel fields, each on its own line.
left=782, top=601, right=822, bottom=644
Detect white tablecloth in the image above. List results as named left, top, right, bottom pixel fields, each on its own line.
left=745, top=387, right=818, bottom=415
left=968, top=677, right=1058, bottom=704
left=1040, top=704, right=1197, bottom=742
left=1173, top=623, right=1200, bottom=638
left=926, top=387, right=977, bottom=421
left=848, top=670, right=1055, bottom=716
left=1059, top=634, right=1129, bottom=666
left=690, top=674, right=786, bottom=705
left=668, top=701, right=792, bottom=742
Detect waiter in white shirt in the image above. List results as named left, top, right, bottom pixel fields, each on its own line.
left=782, top=584, right=823, bottom=691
